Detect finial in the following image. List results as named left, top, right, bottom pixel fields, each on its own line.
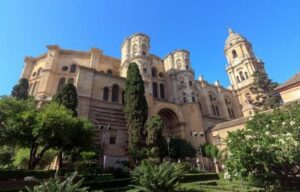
left=198, top=75, right=204, bottom=81
left=214, top=80, right=220, bottom=86
left=228, top=27, right=234, bottom=35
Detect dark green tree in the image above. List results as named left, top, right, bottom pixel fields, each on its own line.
left=124, top=63, right=148, bottom=150
left=251, top=71, right=282, bottom=110
left=146, top=116, right=165, bottom=160
left=53, top=82, right=78, bottom=117
left=169, top=138, right=196, bottom=160
left=11, top=78, right=29, bottom=100
left=201, top=143, right=219, bottom=159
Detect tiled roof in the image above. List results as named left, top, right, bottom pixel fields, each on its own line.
left=212, top=116, right=248, bottom=131
left=276, top=71, right=300, bottom=90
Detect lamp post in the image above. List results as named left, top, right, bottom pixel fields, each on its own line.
left=166, top=136, right=171, bottom=162
left=192, top=131, right=205, bottom=172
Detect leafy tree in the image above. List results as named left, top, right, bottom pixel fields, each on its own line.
left=0, top=97, right=94, bottom=169
left=0, top=146, right=15, bottom=168
left=169, top=138, right=196, bottom=160
left=145, top=116, right=170, bottom=161
left=23, top=172, right=89, bottom=192
left=251, top=71, right=282, bottom=110
left=53, top=82, right=78, bottom=117
left=224, top=103, right=300, bottom=190
left=11, top=78, right=29, bottom=100
left=124, top=63, right=148, bottom=149
left=201, top=144, right=219, bottom=159
left=132, top=160, right=187, bottom=192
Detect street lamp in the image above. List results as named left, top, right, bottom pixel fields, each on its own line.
left=192, top=131, right=205, bottom=172
left=166, top=136, right=171, bottom=162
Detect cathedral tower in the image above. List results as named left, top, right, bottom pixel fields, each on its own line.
left=225, top=28, right=265, bottom=117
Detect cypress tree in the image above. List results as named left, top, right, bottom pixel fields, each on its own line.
left=11, top=78, right=29, bottom=100
left=251, top=71, right=282, bottom=110
left=53, top=82, right=78, bottom=117
left=124, top=63, right=148, bottom=150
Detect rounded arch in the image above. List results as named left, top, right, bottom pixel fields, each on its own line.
left=157, top=108, right=180, bottom=136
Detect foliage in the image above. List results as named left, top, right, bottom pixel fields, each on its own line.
left=13, top=148, right=30, bottom=169
left=224, top=103, right=300, bottom=190
left=132, top=160, right=187, bottom=192
left=0, top=146, right=15, bottom=168
left=53, top=82, right=78, bottom=117
left=180, top=173, right=220, bottom=183
left=146, top=116, right=164, bottom=147
left=0, top=170, right=55, bottom=181
left=124, top=62, right=148, bottom=149
left=129, top=146, right=148, bottom=163
left=82, top=178, right=132, bottom=190
left=201, top=144, right=219, bottom=159
left=0, top=97, right=94, bottom=169
left=22, top=172, right=89, bottom=192
left=80, top=151, right=96, bottom=161
left=251, top=71, right=282, bottom=110
left=169, top=138, right=196, bottom=160
left=11, top=78, right=29, bottom=100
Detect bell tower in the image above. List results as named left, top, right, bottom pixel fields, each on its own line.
left=225, top=28, right=265, bottom=117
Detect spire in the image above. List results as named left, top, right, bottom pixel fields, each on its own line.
left=228, top=27, right=234, bottom=35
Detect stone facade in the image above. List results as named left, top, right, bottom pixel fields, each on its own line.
left=276, top=72, right=300, bottom=103
left=20, top=29, right=266, bottom=158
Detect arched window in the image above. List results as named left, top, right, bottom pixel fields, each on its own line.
left=142, top=44, right=147, bottom=55
left=160, top=84, right=165, bottom=99
left=152, top=82, right=158, bottom=98
left=239, top=71, right=245, bottom=81
left=57, top=77, right=66, bottom=92
left=245, top=72, right=249, bottom=79
left=159, top=72, right=164, bottom=78
left=176, top=59, right=181, bottom=69
left=183, top=97, right=187, bottom=103
left=151, top=67, right=157, bottom=77
left=225, top=97, right=235, bottom=119
left=31, top=81, right=38, bottom=95
left=132, top=44, right=137, bottom=55
left=70, top=64, right=77, bottom=73
left=236, top=76, right=240, bottom=83
left=215, top=105, right=220, bottom=116
left=37, top=68, right=42, bottom=77
left=68, top=78, right=74, bottom=84
left=103, top=87, right=109, bottom=101
left=246, top=93, right=253, bottom=104
left=211, top=105, right=216, bottom=116
left=199, top=102, right=203, bottom=113
left=107, top=69, right=113, bottom=75
left=112, top=84, right=119, bottom=102
left=232, top=50, right=237, bottom=58
left=192, top=96, right=196, bottom=103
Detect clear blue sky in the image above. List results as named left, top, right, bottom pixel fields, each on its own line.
left=0, top=0, right=299, bottom=95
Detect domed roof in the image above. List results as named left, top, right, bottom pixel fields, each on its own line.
left=225, top=28, right=248, bottom=46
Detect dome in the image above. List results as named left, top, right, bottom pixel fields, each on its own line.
left=225, top=28, right=248, bottom=48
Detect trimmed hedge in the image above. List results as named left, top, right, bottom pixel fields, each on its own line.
left=0, top=170, right=55, bottom=181
left=180, top=173, right=220, bottom=183
left=82, top=178, right=132, bottom=190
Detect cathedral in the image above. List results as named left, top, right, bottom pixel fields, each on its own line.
left=20, top=29, right=266, bottom=159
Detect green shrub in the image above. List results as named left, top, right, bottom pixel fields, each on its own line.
left=0, top=169, right=55, bottom=181
left=21, top=172, right=88, bottom=192
left=82, top=178, right=132, bottom=190
left=132, top=161, right=186, bottom=192
left=180, top=173, right=219, bottom=183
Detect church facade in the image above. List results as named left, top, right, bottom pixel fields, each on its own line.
left=20, top=29, right=265, bottom=158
